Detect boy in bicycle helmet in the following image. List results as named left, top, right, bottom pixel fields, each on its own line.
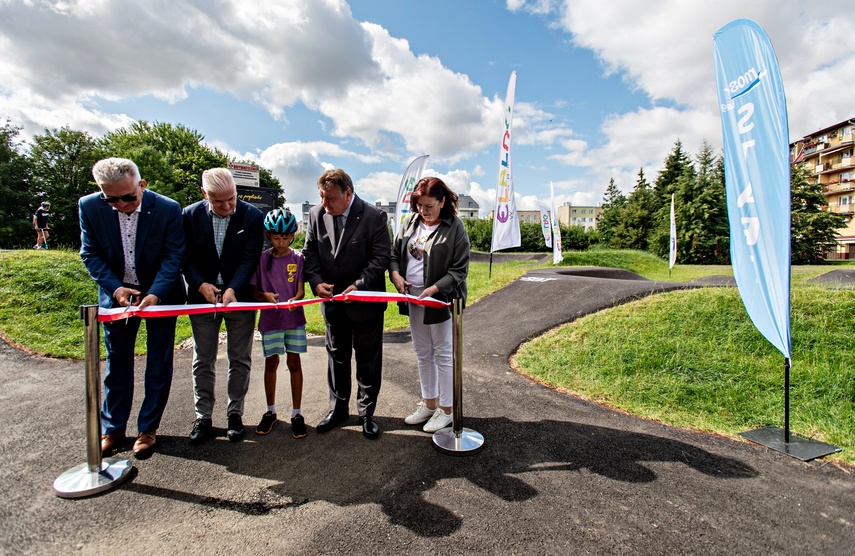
left=250, top=208, right=308, bottom=438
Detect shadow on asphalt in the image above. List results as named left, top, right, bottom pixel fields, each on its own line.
left=114, top=416, right=756, bottom=538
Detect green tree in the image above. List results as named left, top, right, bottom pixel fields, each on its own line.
left=101, top=122, right=283, bottom=208
left=675, top=142, right=729, bottom=264
left=652, top=140, right=692, bottom=210
left=649, top=141, right=694, bottom=258
left=101, top=121, right=229, bottom=206
left=463, top=217, right=492, bottom=252
left=611, top=168, right=655, bottom=250
left=561, top=224, right=599, bottom=251
left=0, top=120, right=34, bottom=248
left=29, top=127, right=105, bottom=248
left=791, top=163, right=845, bottom=263
left=597, top=177, right=626, bottom=246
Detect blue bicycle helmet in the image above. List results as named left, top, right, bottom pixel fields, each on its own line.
left=264, top=208, right=298, bottom=234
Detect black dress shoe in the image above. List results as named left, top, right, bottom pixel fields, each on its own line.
left=360, top=416, right=379, bottom=439
left=316, top=410, right=348, bottom=433
left=189, top=418, right=212, bottom=444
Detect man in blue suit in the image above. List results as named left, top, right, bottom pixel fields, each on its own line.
left=79, top=157, right=186, bottom=459
left=183, top=168, right=263, bottom=444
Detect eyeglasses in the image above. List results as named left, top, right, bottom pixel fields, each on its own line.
left=100, top=193, right=138, bottom=204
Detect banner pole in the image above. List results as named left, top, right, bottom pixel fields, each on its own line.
left=433, top=298, right=484, bottom=455
left=784, top=357, right=790, bottom=444
left=53, top=305, right=133, bottom=497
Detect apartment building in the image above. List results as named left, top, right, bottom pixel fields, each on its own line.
left=790, top=117, right=855, bottom=259
left=557, top=204, right=602, bottom=230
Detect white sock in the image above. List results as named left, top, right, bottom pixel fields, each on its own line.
left=267, top=405, right=276, bottom=414
left=291, top=408, right=302, bottom=418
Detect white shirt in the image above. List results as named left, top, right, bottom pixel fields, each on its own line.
left=405, top=221, right=439, bottom=288
left=116, top=205, right=141, bottom=286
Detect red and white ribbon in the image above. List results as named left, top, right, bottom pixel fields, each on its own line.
left=97, top=291, right=449, bottom=323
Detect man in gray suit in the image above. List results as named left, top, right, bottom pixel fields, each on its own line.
left=303, top=168, right=391, bottom=439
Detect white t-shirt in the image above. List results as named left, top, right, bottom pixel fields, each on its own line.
left=405, top=221, right=439, bottom=288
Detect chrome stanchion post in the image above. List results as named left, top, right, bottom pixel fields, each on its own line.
left=433, top=298, right=484, bottom=455
left=53, top=305, right=133, bottom=498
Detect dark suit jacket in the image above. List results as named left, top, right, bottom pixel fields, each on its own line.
left=79, top=189, right=186, bottom=309
left=303, top=194, right=391, bottom=322
left=182, top=199, right=263, bottom=304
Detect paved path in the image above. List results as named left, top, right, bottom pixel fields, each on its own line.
left=1, top=268, right=853, bottom=555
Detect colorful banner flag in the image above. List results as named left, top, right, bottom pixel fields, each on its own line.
left=550, top=181, right=563, bottom=265
left=539, top=205, right=552, bottom=248
left=669, top=193, right=677, bottom=270
left=392, top=155, right=429, bottom=238
left=713, top=18, right=791, bottom=359
left=491, top=71, right=521, bottom=252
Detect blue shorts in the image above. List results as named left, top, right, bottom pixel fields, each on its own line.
left=261, top=326, right=307, bottom=358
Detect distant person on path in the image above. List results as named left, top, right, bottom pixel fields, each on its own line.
left=303, top=168, right=391, bottom=439
left=390, top=177, right=469, bottom=433
left=33, top=201, right=51, bottom=249
left=251, top=208, right=307, bottom=438
left=79, top=157, right=186, bottom=459
left=183, top=168, right=263, bottom=444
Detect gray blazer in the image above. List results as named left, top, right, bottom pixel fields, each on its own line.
left=390, top=212, right=470, bottom=324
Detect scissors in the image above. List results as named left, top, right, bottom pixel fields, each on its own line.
left=123, top=294, right=135, bottom=324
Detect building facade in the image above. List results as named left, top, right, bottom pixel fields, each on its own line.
left=557, top=204, right=602, bottom=230
left=790, top=117, right=855, bottom=259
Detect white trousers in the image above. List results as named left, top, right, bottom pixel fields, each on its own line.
left=408, top=288, right=453, bottom=408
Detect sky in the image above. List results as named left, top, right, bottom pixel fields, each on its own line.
left=1, top=0, right=853, bottom=217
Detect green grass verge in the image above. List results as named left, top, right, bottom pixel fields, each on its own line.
left=514, top=267, right=855, bottom=465
left=0, top=249, right=534, bottom=357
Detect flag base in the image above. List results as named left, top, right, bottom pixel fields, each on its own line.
left=739, top=426, right=840, bottom=462
left=432, top=427, right=485, bottom=456
left=53, top=458, right=133, bottom=498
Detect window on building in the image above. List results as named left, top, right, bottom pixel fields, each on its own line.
left=839, top=195, right=851, bottom=206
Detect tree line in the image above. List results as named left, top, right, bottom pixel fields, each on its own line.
left=1, top=117, right=841, bottom=263
left=464, top=140, right=842, bottom=264
left=0, top=119, right=281, bottom=249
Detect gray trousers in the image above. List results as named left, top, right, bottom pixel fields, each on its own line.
left=190, top=310, right=256, bottom=419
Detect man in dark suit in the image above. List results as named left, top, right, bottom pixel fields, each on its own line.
left=303, top=168, right=391, bottom=439
left=79, top=157, right=186, bottom=459
left=182, top=168, right=263, bottom=444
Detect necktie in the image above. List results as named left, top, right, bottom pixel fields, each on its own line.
left=334, top=215, right=343, bottom=241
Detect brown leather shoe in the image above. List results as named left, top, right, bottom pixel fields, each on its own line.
left=100, top=433, right=125, bottom=457
left=132, top=431, right=157, bottom=459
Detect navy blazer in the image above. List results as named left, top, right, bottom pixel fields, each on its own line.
left=182, top=199, right=263, bottom=304
left=79, top=189, right=186, bottom=309
left=303, top=194, right=391, bottom=322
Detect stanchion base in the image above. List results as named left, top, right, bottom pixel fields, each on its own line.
left=739, top=426, right=841, bottom=462
left=432, top=427, right=485, bottom=456
left=53, top=458, right=134, bottom=498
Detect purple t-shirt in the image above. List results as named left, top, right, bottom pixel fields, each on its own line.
left=251, top=249, right=307, bottom=332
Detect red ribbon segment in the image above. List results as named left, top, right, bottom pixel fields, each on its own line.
left=97, top=291, right=449, bottom=323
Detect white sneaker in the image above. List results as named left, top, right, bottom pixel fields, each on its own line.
left=404, top=402, right=435, bottom=425
left=423, top=409, right=453, bottom=433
